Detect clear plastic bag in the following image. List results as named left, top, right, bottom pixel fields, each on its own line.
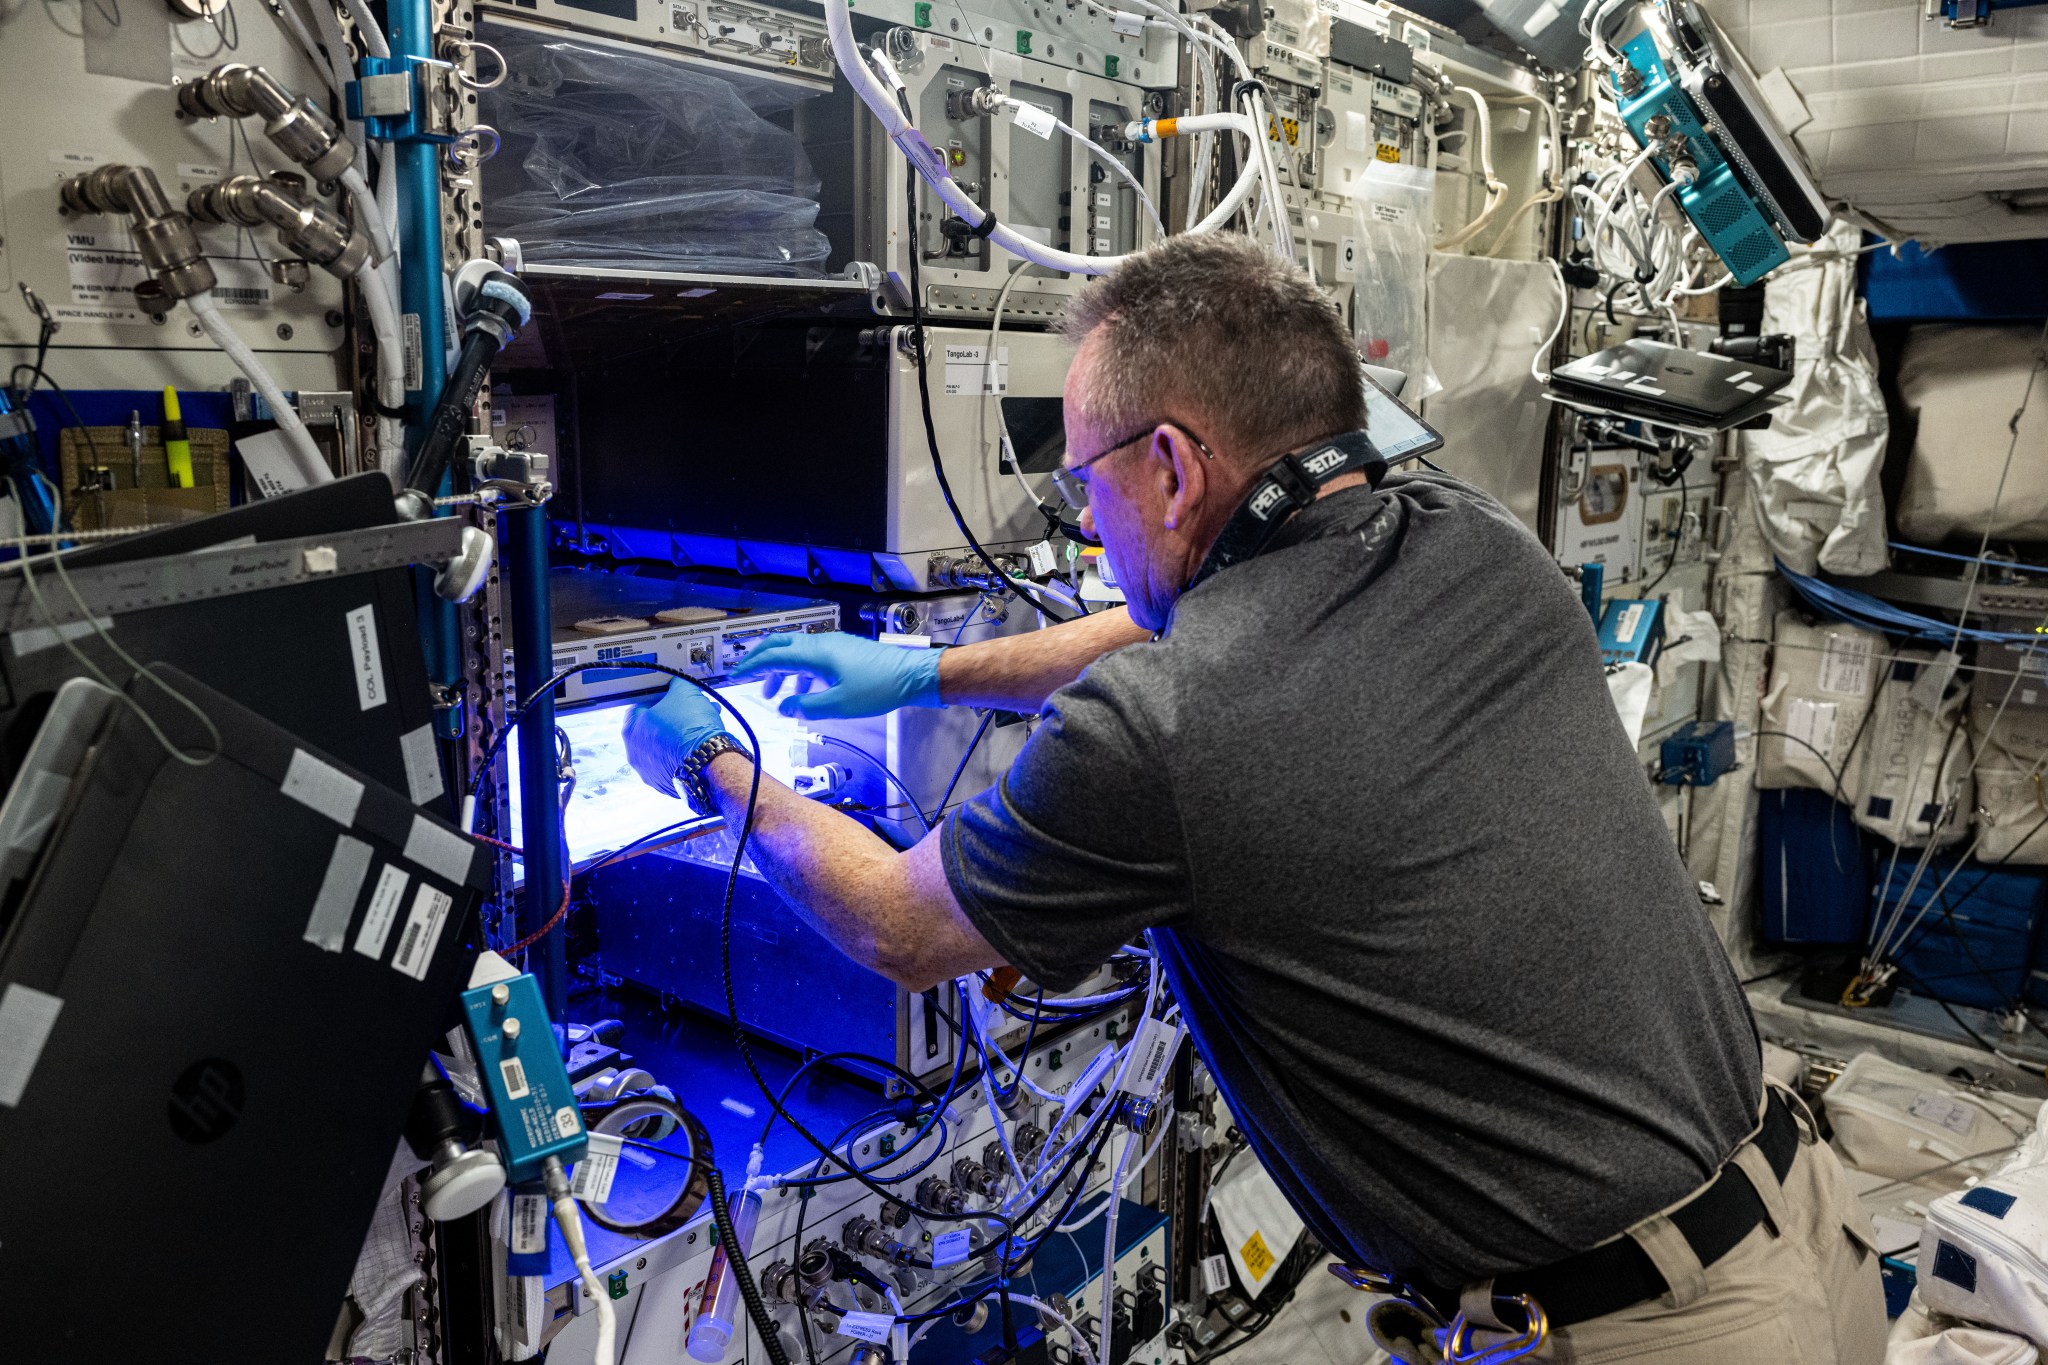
left=480, top=27, right=831, bottom=276
left=1352, top=161, right=1440, bottom=399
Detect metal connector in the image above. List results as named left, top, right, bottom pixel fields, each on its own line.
left=916, top=1176, right=967, bottom=1216
left=841, top=1213, right=924, bottom=1266
left=179, top=64, right=355, bottom=182
left=186, top=176, right=370, bottom=278
left=951, top=1157, right=1001, bottom=1199
left=58, top=165, right=216, bottom=300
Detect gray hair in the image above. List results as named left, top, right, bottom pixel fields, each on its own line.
left=1060, top=234, right=1366, bottom=463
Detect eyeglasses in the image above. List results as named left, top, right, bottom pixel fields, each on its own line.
left=1052, top=421, right=1214, bottom=509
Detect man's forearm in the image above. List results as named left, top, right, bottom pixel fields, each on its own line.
left=938, top=605, right=1149, bottom=711
left=698, top=752, right=1000, bottom=990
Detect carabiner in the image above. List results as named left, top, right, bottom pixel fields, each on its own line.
left=1438, top=1293, right=1550, bottom=1365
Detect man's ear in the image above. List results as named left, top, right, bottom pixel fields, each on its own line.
left=1157, top=425, right=1209, bottom=532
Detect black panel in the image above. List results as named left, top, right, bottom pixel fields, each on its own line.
left=1329, top=20, right=1414, bottom=83
left=1001, top=396, right=1066, bottom=474
left=573, top=322, right=893, bottom=548
left=556, top=0, right=636, bottom=19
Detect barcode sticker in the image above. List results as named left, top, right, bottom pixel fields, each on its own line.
left=506, top=1274, right=543, bottom=1348
left=511, top=1193, right=548, bottom=1255
left=402, top=312, right=423, bottom=391
left=1119, top=1015, right=1175, bottom=1095
left=1785, top=698, right=1838, bottom=759
left=354, top=865, right=409, bottom=960
left=390, top=884, right=452, bottom=980
left=500, top=1055, right=530, bottom=1101
left=931, top=1228, right=972, bottom=1267
left=838, top=1311, right=894, bottom=1344
left=213, top=286, right=270, bottom=308
left=1818, top=632, right=1875, bottom=697
left=568, top=1132, right=624, bottom=1204
left=1613, top=602, right=1646, bottom=645
left=1201, top=1253, right=1230, bottom=1293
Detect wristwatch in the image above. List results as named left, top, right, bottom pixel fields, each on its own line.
left=677, top=733, right=750, bottom=811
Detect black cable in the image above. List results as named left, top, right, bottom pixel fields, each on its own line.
left=764, top=996, right=971, bottom=1193
left=1639, top=463, right=1688, bottom=595
left=579, top=816, right=701, bottom=877
left=486, top=666, right=1133, bottom=1336
left=756, top=1051, right=944, bottom=1148
left=933, top=711, right=994, bottom=821
left=707, top=1164, right=790, bottom=1365
left=904, top=180, right=1071, bottom=623
left=10, top=364, right=106, bottom=469
left=1892, top=963, right=2001, bottom=1054
left=982, top=988, right=1042, bottom=1104
left=816, top=734, right=934, bottom=831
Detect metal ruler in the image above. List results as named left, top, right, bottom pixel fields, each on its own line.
left=0, top=517, right=467, bottom=635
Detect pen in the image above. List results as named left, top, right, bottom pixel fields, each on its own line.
left=126, top=410, right=143, bottom=489
left=162, top=386, right=193, bottom=489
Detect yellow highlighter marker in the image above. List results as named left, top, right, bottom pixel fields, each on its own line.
left=161, top=385, right=194, bottom=489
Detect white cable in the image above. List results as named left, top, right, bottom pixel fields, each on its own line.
left=1583, top=0, right=1635, bottom=66
left=4, top=475, right=225, bottom=768
left=355, top=253, right=408, bottom=481
left=339, top=165, right=399, bottom=270
left=1481, top=98, right=1565, bottom=258
left=340, top=0, right=391, bottom=56
left=266, top=0, right=341, bottom=94
left=1008, top=101, right=1166, bottom=241
left=1015, top=952, right=1161, bottom=1205
left=1097, top=1134, right=1133, bottom=1365
left=885, top=1287, right=911, bottom=1363
left=824, top=0, right=1259, bottom=277
left=297, top=0, right=361, bottom=136
left=1531, top=259, right=1569, bottom=383
left=1436, top=86, right=1506, bottom=250
left=1053, top=1108, right=1173, bottom=1231
left=185, top=293, right=331, bottom=486
left=548, top=1182, right=617, bottom=1365
left=970, top=990, right=1064, bottom=1106
left=1243, top=89, right=1295, bottom=261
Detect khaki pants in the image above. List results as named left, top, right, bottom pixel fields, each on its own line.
left=1460, top=1086, right=1889, bottom=1363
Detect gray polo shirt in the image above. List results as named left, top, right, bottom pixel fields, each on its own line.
left=941, top=471, right=1760, bottom=1290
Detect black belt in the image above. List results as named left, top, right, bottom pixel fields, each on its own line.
left=1423, top=1091, right=1801, bottom=1330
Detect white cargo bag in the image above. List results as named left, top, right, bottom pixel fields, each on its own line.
left=1919, top=1163, right=2048, bottom=1344
left=1827, top=1053, right=2031, bottom=1186
left=1970, top=692, right=2048, bottom=865
left=1896, top=325, right=2048, bottom=545
left=1851, top=649, right=1973, bottom=848
left=1889, top=1326, right=2039, bottom=1365
left=1758, top=611, right=1884, bottom=793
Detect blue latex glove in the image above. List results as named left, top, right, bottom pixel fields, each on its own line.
left=622, top=678, right=734, bottom=798
left=728, top=631, right=943, bottom=719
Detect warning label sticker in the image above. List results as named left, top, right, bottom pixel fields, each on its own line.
left=1239, top=1230, right=1275, bottom=1283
